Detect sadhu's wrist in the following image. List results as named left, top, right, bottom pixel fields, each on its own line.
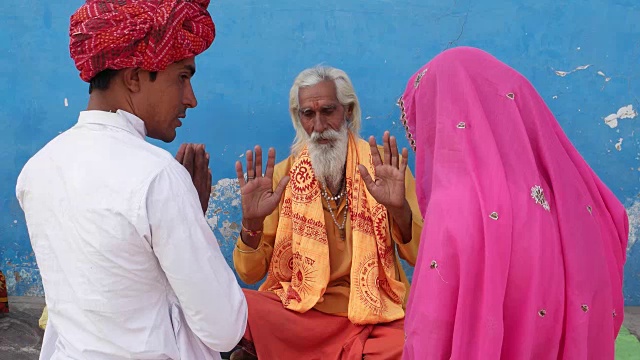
left=241, top=218, right=264, bottom=233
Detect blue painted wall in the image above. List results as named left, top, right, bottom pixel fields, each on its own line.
left=1, top=0, right=639, bottom=304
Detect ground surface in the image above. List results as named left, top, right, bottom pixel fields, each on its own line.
left=1, top=297, right=639, bottom=359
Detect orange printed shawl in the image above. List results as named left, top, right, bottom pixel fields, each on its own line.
left=259, top=134, right=406, bottom=325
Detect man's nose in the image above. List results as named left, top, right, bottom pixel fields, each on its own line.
left=184, top=83, right=198, bottom=109
left=312, top=113, right=327, bottom=133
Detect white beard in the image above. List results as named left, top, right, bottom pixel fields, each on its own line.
left=307, top=124, right=348, bottom=192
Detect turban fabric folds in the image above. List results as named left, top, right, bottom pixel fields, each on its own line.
left=69, top=0, right=215, bottom=82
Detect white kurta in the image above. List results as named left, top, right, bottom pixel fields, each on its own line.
left=16, top=110, right=247, bottom=360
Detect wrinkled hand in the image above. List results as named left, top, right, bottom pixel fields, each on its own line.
left=176, top=143, right=212, bottom=214
left=358, top=131, right=409, bottom=210
left=235, top=146, right=290, bottom=223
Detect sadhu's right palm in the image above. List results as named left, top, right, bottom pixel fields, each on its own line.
left=235, top=146, right=289, bottom=221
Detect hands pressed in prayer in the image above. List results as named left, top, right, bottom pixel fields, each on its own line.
left=235, top=146, right=290, bottom=248
left=359, top=131, right=413, bottom=244
left=358, top=131, right=409, bottom=210
left=176, top=143, right=212, bottom=214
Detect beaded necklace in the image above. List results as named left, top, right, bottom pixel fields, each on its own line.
left=320, top=180, right=348, bottom=240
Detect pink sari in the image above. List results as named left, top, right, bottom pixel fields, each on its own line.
left=400, top=47, right=628, bottom=359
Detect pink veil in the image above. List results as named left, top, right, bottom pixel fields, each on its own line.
left=400, top=47, right=628, bottom=359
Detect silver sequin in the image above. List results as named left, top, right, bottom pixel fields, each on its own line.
left=414, top=69, right=428, bottom=88
left=489, top=212, right=499, bottom=220
left=587, top=205, right=593, bottom=214
left=506, top=92, right=515, bottom=100
left=538, top=309, right=547, bottom=317
left=457, top=122, right=466, bottom=129
left=398, top=98, right=416, bottom=152
left=531, top=185, right=550, bottom=211
left=430, top=260, right=438, bottom=269
left=581, top=304, right=589, bottom=313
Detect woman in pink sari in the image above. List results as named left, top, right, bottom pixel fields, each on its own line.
left=399, top=47, right=628, bottom=359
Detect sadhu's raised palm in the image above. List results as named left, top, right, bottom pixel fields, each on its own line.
left=235, top=146, right=290, bottom=221
left=358, top=132, right=408, bottom=210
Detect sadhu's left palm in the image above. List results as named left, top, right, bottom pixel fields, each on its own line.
left=358, top=131, right=409, bottom=210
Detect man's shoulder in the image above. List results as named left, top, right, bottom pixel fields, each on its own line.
left=129, top=139, right=176, bottom=167
left=109, top=140, right=179, bottom=185
left=18, top=126, right=177, bottom=188
left=18, top=129, right=75, bottom=177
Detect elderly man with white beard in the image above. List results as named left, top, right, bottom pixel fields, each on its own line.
left=230, top=66, right=422, bottom=360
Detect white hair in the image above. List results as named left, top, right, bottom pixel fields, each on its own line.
left=289, top=66, right=362, bottom=155
left=308, top=123, right=349, bottom=191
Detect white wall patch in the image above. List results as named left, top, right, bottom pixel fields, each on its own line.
left=603, top=105, right=637, bottom=129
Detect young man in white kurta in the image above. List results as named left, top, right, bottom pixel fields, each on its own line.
left=15, top=1, right=246, bottom=359
left=17, top=110, right=246, bottom=359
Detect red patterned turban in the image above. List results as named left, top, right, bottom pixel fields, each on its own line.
left=69, top=0, right=215, bottom=82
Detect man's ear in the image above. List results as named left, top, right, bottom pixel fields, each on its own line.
left=347, top=104, right=354, bottom=119
left=122, top=68, right=142, bottom=93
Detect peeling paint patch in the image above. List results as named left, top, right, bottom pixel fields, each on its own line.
left=219, top=220, right=240, bottom=241
left=554, top=64, right=591, bottom=77
left=597, top=71, right=612, bottom=82
left=615, top=138, right=623, bottom=151
left=604, top=105, right=637, bottom=128
left=206, top=178, right=242, bottom=244
left=627, top=201, right=640, bottom=252
left=210, top=178, right=241, bottom=206
left=3, top=267, right=44, bottom=296
left=202, top=177, right=248, bottom=285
